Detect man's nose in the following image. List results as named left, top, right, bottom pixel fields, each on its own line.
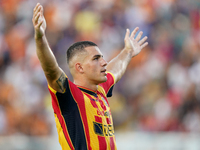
left=101, top=58, right=107, bottom=67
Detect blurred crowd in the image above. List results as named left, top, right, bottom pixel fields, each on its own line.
left=0, top=0, right=200, bottom=136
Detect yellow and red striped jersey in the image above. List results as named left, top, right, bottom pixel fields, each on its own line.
left=48, top=72, right=117, bottom=150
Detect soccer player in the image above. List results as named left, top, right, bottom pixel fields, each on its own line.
left=32, top=3, right=148, bottom=150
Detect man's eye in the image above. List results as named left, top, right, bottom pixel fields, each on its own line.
left=94, top=57, right=98, bottom=60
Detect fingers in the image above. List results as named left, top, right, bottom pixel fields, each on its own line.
left=124, top=28, right=130, bottom=40
left=34, top=12, right=40, bottom=25
left=32, top=3, right=43, bottom=25
left=138, top=35, right=148, bottom=49
left=33, top=3, right=40, bottom=13
left=135, top=31, right=143, bottom=42
left=130, top=27, right=148, bottom=46
left=36, top=18, right=44, bottom=29
left=130, top=27, right=139, bottom=39
left=33, top=3, right=41, bottom=18
left=139, top=36, right=148, bottom=46
left=141, top=42, right=148, bottom=49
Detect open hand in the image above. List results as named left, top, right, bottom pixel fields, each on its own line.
left=32, top=3, right=46, bottom=39
left=124, top=27, right=148, bottom=57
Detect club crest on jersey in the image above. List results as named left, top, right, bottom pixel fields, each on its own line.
left=101, top=96, right=108, bottom=107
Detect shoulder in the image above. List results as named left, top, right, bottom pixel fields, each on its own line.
left=106, top=72, right=115, bottom=84
left=48, top=74, right=79, bottom=94
left=99, top=72, right=115, bottom=89
left=98, top=72, right=115, bottom=97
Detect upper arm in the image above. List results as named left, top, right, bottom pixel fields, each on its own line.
left=45, top=67, right=67, bottom=93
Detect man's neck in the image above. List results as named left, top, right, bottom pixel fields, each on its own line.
left=73, top=80, right=98, bottom=91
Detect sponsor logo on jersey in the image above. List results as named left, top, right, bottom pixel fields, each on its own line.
left=93, top=122, right=114, bottom=136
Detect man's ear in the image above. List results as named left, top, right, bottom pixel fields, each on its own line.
left=75, top=63, right=84, bottom=73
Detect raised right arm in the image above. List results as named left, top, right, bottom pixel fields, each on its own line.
left=32, top=3, right=66, bottom=93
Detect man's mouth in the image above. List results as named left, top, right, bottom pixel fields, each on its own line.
left=101, top=69, right=107, bottom=75
left=101, top=69, right=106, bottom=72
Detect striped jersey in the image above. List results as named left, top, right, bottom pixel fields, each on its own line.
left=48, top=72, right=117, bottom=150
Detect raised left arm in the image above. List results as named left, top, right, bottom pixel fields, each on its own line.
left=106, top=27, right=148, bottom=83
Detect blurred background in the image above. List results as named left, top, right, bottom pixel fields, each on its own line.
left=0, top=0, right=200, bottom=149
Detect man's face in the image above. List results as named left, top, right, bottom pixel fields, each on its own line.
left=82, top=46, right=108, bottom=84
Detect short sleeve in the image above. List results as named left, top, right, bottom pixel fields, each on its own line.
left=99, top=72, right=115, bottom=97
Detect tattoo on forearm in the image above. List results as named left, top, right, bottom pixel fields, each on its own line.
left=56, top=73, right=66, bottom=92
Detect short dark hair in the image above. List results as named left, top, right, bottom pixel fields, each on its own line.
left=67, top=41, right=97, bottom=64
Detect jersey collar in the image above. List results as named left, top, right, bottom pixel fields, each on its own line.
left=77, top=86, right=98, bottom=97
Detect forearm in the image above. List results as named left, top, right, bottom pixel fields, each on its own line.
left=107, top=48, right=132, bottom=83
left=107, top=28, right=148, bottom=83
left=35, top=35, right=60, bottom=79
